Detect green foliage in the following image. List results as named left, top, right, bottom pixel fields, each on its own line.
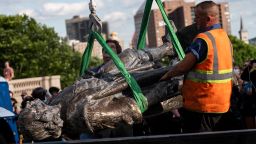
left=229, top=35, right=256, bottom=67
left=0, top=15, right=82, bottom=88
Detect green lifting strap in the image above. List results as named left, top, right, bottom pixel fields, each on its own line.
left=137, top=0, right=153, bottom=50
left=80, top=34, right=95, bottom=76
left=80, top=31, right=148, bottom=113
left=155, top=0, right=185, bottom=60
left=137, top=0, right=185, bottom=60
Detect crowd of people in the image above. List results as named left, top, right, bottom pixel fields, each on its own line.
left=234, top=60, right=256, bottom=129
left=9, top=86, right=60, bottom=115
left=2, top=61, right=61, bottom=115
left=1, top=62, right=61, bottom=143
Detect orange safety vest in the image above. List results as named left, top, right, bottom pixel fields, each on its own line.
left=182, top=29, right=233, bottom=113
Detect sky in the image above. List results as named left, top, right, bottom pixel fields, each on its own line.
left=0, top=0, right=255, bottom=48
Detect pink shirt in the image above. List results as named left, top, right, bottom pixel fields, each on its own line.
left=3, top=67, right=14, bottom=81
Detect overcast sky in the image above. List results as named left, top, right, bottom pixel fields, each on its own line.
left=0, top=0, right=255, bottom=48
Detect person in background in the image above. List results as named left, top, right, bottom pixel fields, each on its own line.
left=48, top=87, right=60, bottom=103
left=3, top=61, right=14, bottom=81
left=20, top=91, right=34, bottom=110
left=88, top=33, right=123, bottom=74
left=240, top=59, right=256, bottom=129
left=11, top=97, right=19, bottom=114
left=161, top=1, right=233, bottom=133
left=21, top=96, right=34, bottom=109
left=102, top=39, right=122, bottom=63
left=20, top=91, right=28, bottom=100
left=49, top=87, right=60, bottom=97
left=31, top=87, right=50, bottom=103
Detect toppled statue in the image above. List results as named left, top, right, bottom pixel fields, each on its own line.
left=18, top=99, right=63, bottom=141
left=18, top=41, right=183, bottom=140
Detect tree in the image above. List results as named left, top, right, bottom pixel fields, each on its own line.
left=229, top=35, right=256, bottom=67
left=0, top=15, right=83, bottom=88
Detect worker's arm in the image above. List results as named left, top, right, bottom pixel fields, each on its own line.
left=161, top=53, right=197, bottom=118
left=160, top=52, right=197, bottom=80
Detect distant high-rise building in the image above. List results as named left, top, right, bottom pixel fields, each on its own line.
left=133, top=0, right=231, bottom=48
left=66, top=15, right=109, bottom=42
left=239, top=17, right=249, bottom=44
left=164, top=0, right=195, bottom=30
left=165, top=0, right=231, bottom=34
left=146, top=9, right=166, bottom=48
left=69, top=41, right=103, bottom=59
left=218, top=2, right=231, bottom=35
left=133, top=1, right=160, bottom=48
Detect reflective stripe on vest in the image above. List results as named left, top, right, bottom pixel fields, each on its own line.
left=186, top=31, right=232, bottom=83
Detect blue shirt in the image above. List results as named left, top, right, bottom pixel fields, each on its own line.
left=186, top=24, right=222, bottom=63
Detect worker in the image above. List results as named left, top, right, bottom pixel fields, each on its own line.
left=161, top=1, right=233, bottom=133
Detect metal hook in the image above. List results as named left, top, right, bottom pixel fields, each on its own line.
left=88, top=0, right=102, bottom=34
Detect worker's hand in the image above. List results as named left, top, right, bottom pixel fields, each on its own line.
left=171, top=109, right=180, bottom=118
left=160, top=71, right=171, bottom=81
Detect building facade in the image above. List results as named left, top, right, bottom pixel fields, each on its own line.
left=164, top=0, right=195, bottom=31
left=66, top=15, right=109, bottom=42
left=71, top=41, right=103, bottom=59
left=218, top=2, right=231, bottom=35
left=133, top=0, right=231, bottom=48
left=9, top=75, right=61, bottom=103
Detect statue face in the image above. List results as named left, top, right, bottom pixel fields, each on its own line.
left=18, top=99, right=63, bottom=140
